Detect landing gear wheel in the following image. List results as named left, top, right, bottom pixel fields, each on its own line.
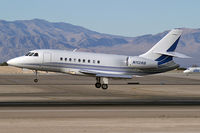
left=34, top=79, right=38, bottom=83
left=33, top=70, right=38, bottom=83
left=95, top=83, right=101, bottom=88
left=102, top=84, right=108, bottom=90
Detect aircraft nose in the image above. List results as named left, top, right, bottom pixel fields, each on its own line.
left=183, top=70, right=189, bottom=73
left=7, top=58, right=18, bottom=66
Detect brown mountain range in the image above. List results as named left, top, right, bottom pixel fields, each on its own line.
left=0, top=19, right=199, bottom=67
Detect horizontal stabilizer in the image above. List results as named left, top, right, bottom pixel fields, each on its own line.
left=153, top=51, right=191, bottom=58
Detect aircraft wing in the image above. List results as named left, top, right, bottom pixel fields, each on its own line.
left=79, top=70, right=133, bottom=79
left=96, top=73, right=132, bottom=79
left=79, top=69, right=98, bottom=75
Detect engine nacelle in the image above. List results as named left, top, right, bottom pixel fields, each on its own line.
left=126, top=56, right=158, bottom=69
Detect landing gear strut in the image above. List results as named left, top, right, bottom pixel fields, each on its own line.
left=102, top=77, right=108, bottom=90
left=95, top=77, right=108, bottom=90
left=34, top=70, right=38, bottom=83
left=95, top=77, right=101, bottom=88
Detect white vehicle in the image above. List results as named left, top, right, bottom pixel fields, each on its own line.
left=7, top=29, right=189, bottom=89
left=184, top=67, right=200, bottom=74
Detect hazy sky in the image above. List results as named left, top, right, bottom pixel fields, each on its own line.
left=0, top=0, right=200, bottom=36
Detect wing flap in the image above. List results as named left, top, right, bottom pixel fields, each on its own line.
left=80, top=69, right=132, bottom=79
left=96, top=73, right=132, bottom=79
left=79, top=69, right=98, bottom=75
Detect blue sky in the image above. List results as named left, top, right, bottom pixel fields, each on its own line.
left=0, top=0, right=200, bottom=36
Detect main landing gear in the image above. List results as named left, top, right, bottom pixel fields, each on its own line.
left=34, top=70, right=38, bottom=83
left=95, top=77, right=108, bottom=90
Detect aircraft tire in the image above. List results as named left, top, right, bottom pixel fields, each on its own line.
left=95, top=83, right=101, bottom=88
left=102, top=84, right=108, bottom=90
left=34, top=79, right=38, bottom=83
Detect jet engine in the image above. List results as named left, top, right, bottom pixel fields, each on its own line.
left=126, top=56, right=158, bottom=69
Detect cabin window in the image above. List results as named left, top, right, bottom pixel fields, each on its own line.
left=69, top=58, right=72, bottom=62
left=93, top=60, right=95, bottom=63
left=83, top=59, right=85, bottom=63
left=78, top=59, right=81, bottom=62
left=60, top=57, right=63, bottom=61
left=88, top=60, right=90, bottom=63
left=25, top=52, right=31, bottom=56
left=33, top=53, right=39, bottom=56
left=74, top=58, right=76, bottom=62
left=65, top=58, right=67, bottom=61
left=97, top=60, right=100, bottom=64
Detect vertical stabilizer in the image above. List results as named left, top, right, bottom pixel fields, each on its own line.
left=140, top=29, right=182, bottom=61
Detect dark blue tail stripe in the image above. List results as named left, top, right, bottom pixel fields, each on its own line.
left=155, top=55, right=168, bottom=61
left=167, top=36, right=180, bottom=52
left=158, top=56, right=173, bottom=65
left=155, top=36, right=180, bottom=65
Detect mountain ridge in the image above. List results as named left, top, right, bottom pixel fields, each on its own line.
left=0, top=19, right=199, bottom=67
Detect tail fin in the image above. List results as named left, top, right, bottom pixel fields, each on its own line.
left=140, top=29, right=190, bottom=65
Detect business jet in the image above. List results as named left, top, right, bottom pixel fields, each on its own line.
left=184, top=67, right=200, bottom=74
left=7, top=29, right=189, bottom=89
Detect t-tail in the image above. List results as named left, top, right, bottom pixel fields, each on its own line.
left=140, top=29, right=190, bottom=66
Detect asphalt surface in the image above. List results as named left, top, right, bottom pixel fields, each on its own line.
left=0, top=106, right=200, bottom=133
left=0, top=73, right=200, bottom=133
left=0, top=73, right=200, bottom=105
left=1, top=73, right=200, bottom=85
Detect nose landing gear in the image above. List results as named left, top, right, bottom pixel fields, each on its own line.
left=34, top=70, right=38, bottom=83
left=34, top=78, right=38, bottom=83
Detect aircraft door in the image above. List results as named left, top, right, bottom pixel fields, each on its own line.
left=43, top=52, right=52, bottom=63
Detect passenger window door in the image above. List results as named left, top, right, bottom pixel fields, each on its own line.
left=43, top=52, right=52, bottom=63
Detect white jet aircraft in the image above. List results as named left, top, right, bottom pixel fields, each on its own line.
left=7, top=29, right=189, bottom=89
left=184, top=67, right=200, bottom=74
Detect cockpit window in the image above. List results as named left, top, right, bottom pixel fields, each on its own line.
left=29, top=53, right=34, bottom=56
left=25, top=52, right=31, bottom=56
left=33, top=53, right=39, bottom=56
left=25, top=52, right=39, bottom=56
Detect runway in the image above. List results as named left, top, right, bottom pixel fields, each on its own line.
left=0, top=73, right=200, bottom=105
left=1, top=72, right=200, bottom=85
left=1, top=106, right=200, bottom=118
left=0, top=106, right=200, bottom=133
left=0, top=72, right=200, bottom=132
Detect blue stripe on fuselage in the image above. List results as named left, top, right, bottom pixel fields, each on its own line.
left=26, top=62, right=142, bottom=74
left=24, top=61, right=176, bottom=75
